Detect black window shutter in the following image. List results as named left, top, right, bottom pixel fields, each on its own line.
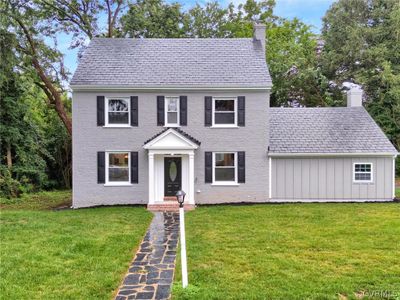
left=157, top=96, right=165, bottom=126
left=130, top=96, right=138, bottom=126
left=205, top=152, right=213, bottom=183
left=180, top=96, right=187, bottom=126
left=205, top=96, right=212, bottom=126
left=97, top=151, right=105, bottom=184
left=238, top=151, right=245, bottom=183
left=97, top=96, right=105, bottom=126
left=131, top=151, right=139, bottom=183
left=238, top=96, right=245, bottom=126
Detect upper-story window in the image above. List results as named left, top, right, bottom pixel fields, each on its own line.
left=165, top=97, right=180, bottom=127
left=106, top=98, right=130, bottom=126
left=212, top=97, right=237, bottom=127
left=353, top=163, right=373, bottom=183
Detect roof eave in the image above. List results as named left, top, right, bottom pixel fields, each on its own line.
left=268, top=152, right=398, bottom=157
left=69, top=84, right=273, bottom=92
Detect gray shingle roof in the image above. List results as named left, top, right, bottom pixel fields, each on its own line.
left=269, top=107, right=397, bottom=154
left=70, top=38, right=271, bottom=88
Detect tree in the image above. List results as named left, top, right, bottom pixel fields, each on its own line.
left=4, top=1, right=73, bottom=135
left=121, top=0, right=184, bottom=38
left=3, top=0, right=126, bottom=137
left=321, top=0, right=400, bottom=173
left=0, top=31, right=49, bottom=196
left=183, top=1, right=230, bottom=38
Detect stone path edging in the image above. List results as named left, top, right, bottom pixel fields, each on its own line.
left=115, top=212, right=179, bottom=300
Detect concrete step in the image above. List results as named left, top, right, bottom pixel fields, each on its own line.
left=147, top=203, right=195, bottom=212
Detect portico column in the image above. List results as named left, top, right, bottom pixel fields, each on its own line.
left=148, top=152, right=155, bottom=204
left=188, top=152, right=195, bottom=204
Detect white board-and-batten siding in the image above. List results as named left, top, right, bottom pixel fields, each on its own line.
left=271, top=157, right=394, bottom=201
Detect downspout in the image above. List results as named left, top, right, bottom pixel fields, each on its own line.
left=393, top=155, right=398, bottom=199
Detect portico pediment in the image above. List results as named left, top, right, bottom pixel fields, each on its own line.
left=143, top=128, right=200, bottom=150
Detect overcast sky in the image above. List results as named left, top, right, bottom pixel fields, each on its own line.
left=61, top=0, right=335, bottom=76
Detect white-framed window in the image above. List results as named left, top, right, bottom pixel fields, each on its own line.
left=212, top=97, right=237, bottom=127
left=213, top=152, right=237, bottom=184
left=106, top=97, right=130, bottom=126
left=106, top=152, right=130, bottom=184
left=353, top=163, right=373, bottom=183
left=165, top=97, right=180, bottom=127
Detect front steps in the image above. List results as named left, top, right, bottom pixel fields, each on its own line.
left=147, top=202, right=195, bottom=212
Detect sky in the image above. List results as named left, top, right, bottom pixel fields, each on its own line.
left=61, top=0, right=335, bottom=76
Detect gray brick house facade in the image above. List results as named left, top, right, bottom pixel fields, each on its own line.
left=70, top=24, right=397, bottom=208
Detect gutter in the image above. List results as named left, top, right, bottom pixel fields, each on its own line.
left=69, top=84, right=272, bottom=92
left=268, top=152, right=398, bottom=157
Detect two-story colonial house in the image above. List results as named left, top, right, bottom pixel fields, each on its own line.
left=70, top=24, right=397, bottom=209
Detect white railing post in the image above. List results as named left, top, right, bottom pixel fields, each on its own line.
left=179, top=206, right=188, bottom=288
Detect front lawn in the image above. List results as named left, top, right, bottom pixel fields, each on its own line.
left=0, top=190, right=71, bottom=210
left=0, top=191, right=152, bottom=299
left=174, top=203, right=400, bottom=299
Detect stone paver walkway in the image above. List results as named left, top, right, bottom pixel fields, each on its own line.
left=115, top=212, right=179, bottom=300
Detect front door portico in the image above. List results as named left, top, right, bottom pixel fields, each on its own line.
left=143, top=128, right=200, bottom=205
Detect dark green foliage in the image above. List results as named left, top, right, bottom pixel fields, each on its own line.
left=121, top=0, right=185, bottom=38
left=0, top=31, right=48, bottom=196
left=321, top=0, right=400, bottom=175
left=0, top=166, right=23, bottom=198
left=0, top=30, right=71, bottom=197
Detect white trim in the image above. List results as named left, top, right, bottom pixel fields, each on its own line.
left=71, top=85, right=272, bottom=91
left=105, top=97, right=130, bottom=127
left=353, top=162, right=373, bottom=183
left=104, top=183, right=133, bottom=187
left=212, top=97, right=237, bottom=127
left=164, top=96, right=180, bottom=127
left=269, top=156, right=272, bottom=199
left=188, top=153, right=195, bottom=204
left=148, top=153, right=155, bottom=204
left=393, top=156, right=396, bottom=199
left=269, top=198, right=391, bottom=203
left=105, top=151, right=130, bottom=185
left=268, top=152, right=398, bottom=157
left=211, top=183, right=240, bottom=186
left=212, top=152, right=238, bottom=184
left=143, top=128, right=199, bottom=150
left=148, top=151, right=195, bottom=205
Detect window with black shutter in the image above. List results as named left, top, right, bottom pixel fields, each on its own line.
left=130, top=96, right=138, bottom=126
left=180, top=96, right=187, bottom=126
left=205, top=96, right=212, bottom=126
left=157, top=96, right=165, bottom=126
left=238, top=151, right=245, bottom=183
left=205, top=152, right=213, bottom=183
left=97, top=96, right=105, bottom=126
left=131, top=152, right=139, bottom=183
left=238, top=96, right=245, bottom=127
left=97, top=151, right=105, bottom=183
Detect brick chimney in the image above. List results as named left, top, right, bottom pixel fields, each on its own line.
left=347, top=86, right=363, bottom=107
left=253, top=22, right=266, bottom=53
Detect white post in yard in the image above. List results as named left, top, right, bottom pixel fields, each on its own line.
left=179, top=206, right=188, bottom=288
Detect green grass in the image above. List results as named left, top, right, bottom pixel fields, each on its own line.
left=173, top=203, right=400, bottom=300
left=0, top=190, right=72, bottom=210
left=0, top=191, right=152, bottom=299
left=396, top=187, right=400, bottom=198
